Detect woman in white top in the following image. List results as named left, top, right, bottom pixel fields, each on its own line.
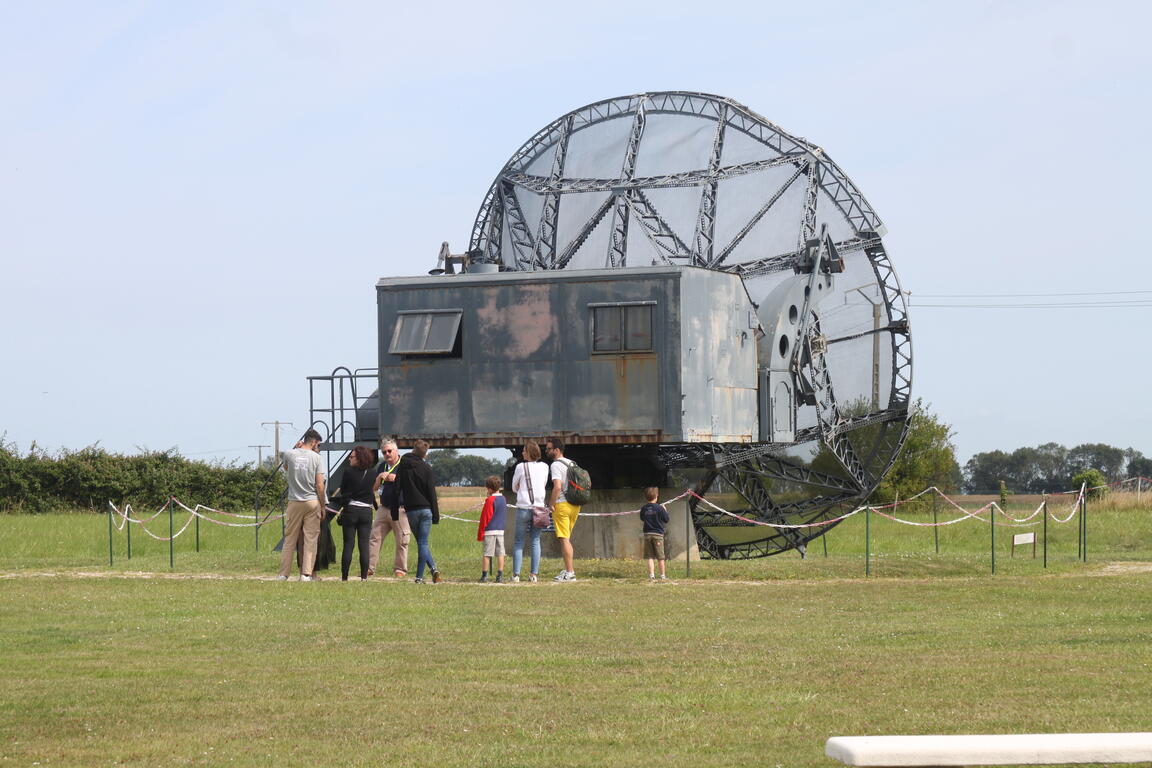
left=511, top=440, right=551, bottom=582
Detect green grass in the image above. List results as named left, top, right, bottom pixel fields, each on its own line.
left=0, top=494, right=1150, bottom=767
left=2, top=492, right=1148, bottom=580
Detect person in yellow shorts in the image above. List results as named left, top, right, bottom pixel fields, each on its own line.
left=545, top=437, right=580, bottom=582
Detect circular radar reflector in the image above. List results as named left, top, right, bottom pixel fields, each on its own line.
left=470, top=92, right=913, bottom=558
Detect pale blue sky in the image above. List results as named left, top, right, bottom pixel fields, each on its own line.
left=2, top=0, right=1149, bottom=466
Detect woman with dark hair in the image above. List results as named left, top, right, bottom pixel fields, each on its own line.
left=334, top=445, right=378, bottom=581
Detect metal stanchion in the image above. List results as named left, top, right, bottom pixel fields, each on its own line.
left=1077, top=493, right=1084, bottom=561
left=932, top=494, right=939, bottom=554
left=169, top=500, right=174, bottom=570
left=1082, top=494, right=1088, bottom=562
left=126, top=508, right=132, bottom=560
left=1042, top=498, right=1048, bottom=568
left=684, top=497, right=691, bottom=579
left=107, top=507, right=113, bottom=566
left=990, top=502, right=996, bottom=575
left=865, top=505, right=871, bottom=576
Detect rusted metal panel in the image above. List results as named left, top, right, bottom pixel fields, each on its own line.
left=569, top=354, right=660, bottom=430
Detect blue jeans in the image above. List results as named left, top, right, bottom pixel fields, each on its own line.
left=513, top=507, right=542, bottom=576
left=405, top=508, right=436, bottom=579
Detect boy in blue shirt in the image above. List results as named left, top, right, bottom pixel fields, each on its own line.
left=639, top=487, right=670, bottom=580
left=477, top=475, right=507, bottom=583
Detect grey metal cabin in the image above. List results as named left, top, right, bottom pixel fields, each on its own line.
left=376, top=265, right=761, bottom=448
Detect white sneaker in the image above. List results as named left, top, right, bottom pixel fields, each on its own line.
left=555, top=570, right=576, bottom=582
left=300, top=575, right=314, bottom=582
left=529, top=573, right=538, bottom=582
left=512, top=574, right=520, bottom=583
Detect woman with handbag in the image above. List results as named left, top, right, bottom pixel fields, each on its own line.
left=511, top=440, right=551, bottom=583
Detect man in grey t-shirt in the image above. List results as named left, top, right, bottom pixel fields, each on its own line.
left=277, top=429, right=327, bottom=581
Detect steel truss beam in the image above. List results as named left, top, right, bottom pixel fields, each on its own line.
left=500, top=180, right=538, bottom=270
left=626, top=189, right=695, bottom=263
left=717, top=234, right=881, bottom=278
left=534, top=115, right=572, bottom=269
left=864, top=237, right=913, bottom=411
left=693, top=104, right=726, bottom=266
left=606, top=99, right=647, bottom=267
left=506, top=153, right=808, bottom=195
left=799, top=163, right=820, bottom=248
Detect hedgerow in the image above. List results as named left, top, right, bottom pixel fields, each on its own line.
left=0, top=438, right=284, bottom=514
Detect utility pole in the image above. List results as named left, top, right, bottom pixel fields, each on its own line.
left=261, top=421, right=295, bottom=463
left=847, top=285, right=882, bottom=411
left=248, top=444, right=271, bottom=468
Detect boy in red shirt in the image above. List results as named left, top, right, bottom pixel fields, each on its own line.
left=477, top=475, right=507, bottom=583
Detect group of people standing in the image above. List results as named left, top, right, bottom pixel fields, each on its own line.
left=276, top=432, right=591, bottom=584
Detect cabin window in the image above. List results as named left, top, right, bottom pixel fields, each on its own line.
left=389, top=309, right=462, bottom=355
left=591, top=302, right=654, bottom=353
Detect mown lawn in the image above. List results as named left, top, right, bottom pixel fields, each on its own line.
left=1, top=572, right=1149, bottom=767
left=0, top=492, right=1149, bottom=767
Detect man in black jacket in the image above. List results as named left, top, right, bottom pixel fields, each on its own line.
left=390, top=439, right=442, bottom=583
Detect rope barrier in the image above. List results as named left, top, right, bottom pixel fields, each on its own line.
left=173, top=498, right=287, bottom=528
left=1049, top=484, right=1085, bottom=524
left=106, top=477, right=1110, bottom=545
left=108, top=501, right=197, bottom=542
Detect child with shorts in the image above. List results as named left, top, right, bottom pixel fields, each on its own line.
left=477, top=475, right=507, bottom=583
left=639, top=487, right=669, bottom=580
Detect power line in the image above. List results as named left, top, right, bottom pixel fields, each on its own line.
left=913, top=301, right=1152, bottom=309
left=907, top=290, right=1152, bottom=299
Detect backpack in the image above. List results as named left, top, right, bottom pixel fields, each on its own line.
left=560, top=458, right=592, bottom=506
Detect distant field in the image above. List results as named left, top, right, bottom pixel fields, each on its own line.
left=1, top=490, right=1149, bottom=767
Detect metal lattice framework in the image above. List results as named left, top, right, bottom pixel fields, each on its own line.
left=470, top=92, right=913, bottom=558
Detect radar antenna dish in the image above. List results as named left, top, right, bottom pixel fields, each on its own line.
left=469, top=92, right=913, bottom=558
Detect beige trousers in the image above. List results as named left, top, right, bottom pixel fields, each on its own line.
left=279, top=500, right=321, bottom=577
left=368, top=507, right=410, bottom=574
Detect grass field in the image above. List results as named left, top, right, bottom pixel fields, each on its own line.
left=1, top=491, right=1150, bottom=767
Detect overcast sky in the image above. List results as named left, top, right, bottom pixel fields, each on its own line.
left=2, top=0, right=1149, bottom=468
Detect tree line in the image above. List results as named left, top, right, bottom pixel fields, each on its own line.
left=423, top=448, right=506, bottom=487
left=3, top=417, right=1146, bottom=513
left=963, top=443, right=1151, bottom=494
left=821, top=401, right=1151, bottom=499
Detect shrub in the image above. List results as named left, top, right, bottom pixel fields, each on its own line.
left=1071, top=468, right=1109, bottom=500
